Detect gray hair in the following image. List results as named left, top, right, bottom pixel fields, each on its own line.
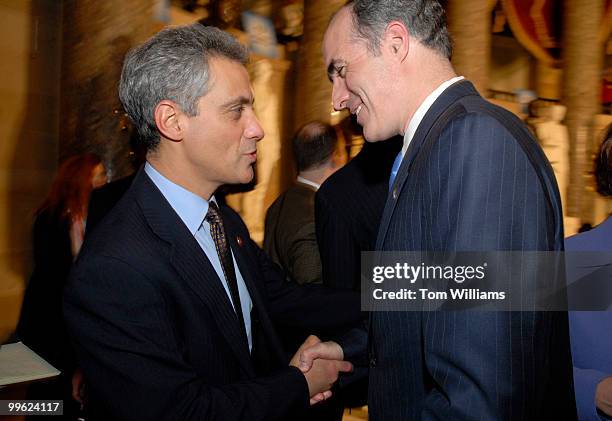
left=346, top=0, right=452, bottom=59
left=118, top=24, right=249, bottom=151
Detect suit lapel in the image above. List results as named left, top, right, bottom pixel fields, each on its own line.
left=134, top=170, right=255, bottom=377
left=376, top=81, right=480, bottom=250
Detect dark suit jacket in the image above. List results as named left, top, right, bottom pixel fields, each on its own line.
left=86, top=173, right=136, bottom=235
left=341, top=81, right=576, bottom=420
left=64, top=169, right=360, bottom=421
left=315, top=139, right=402, bottom=291
left=264, top=182, right=321, bottom=285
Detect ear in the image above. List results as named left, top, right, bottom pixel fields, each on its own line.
left=154, top=100, right=184, bottom=142
left=383, top=21, right=409, bottom=63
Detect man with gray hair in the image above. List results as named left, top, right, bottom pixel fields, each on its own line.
left=298, top=1, right=576, bottom=420
left=64, top=24, right=359, bottom=420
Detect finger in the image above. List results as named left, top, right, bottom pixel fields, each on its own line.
left=309, top=393, right=325, bottom=405
left=303, top=335, right=321, bottom=347
left=336, top=360, right=353, bottom=373
left=309, top=390, right=333, bottom=406
left=299, top=349, right=320, bottom=372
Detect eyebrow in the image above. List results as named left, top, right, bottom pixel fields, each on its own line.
left=327, top=59, right=345, bottom=82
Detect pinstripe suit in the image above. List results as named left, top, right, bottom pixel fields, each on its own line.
left=342, top=81, right=576, bottom=420
left=64, top=169, right=361, bottom=420
left=315, top=138, right=402, bottom=291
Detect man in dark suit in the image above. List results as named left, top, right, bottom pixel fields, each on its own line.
left=299, top=1, right=576, bottom=420
left=63, top=24, right=359, bottom=421
left=264, top=121, right=340, bottom=286
left=316, top=135, right=401, bottom=291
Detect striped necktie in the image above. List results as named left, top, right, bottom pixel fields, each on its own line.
left=205, top=202, right=247, bottom=337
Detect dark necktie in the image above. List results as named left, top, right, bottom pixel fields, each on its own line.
left=205, top=202, right=247, bottom=337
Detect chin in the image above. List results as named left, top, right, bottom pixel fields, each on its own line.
left=363, top=127, right=383, bottom=142
left=364, top=125, right=396, bottom=143
left=238, top=169, right=255, bottom=184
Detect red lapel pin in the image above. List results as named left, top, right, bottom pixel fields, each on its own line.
left=236, top=235, right=244, bottom=247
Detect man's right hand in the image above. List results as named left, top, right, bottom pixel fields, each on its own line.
left=290, top=335, right=352, bottom=405
left=596, top=376, right=612, bottom=416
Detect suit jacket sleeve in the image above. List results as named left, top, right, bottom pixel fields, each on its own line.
left=420, top=113, right=571, bottom=420
left=240, top=230, right=361, bottom=336
left=315, top=191, right=360, bottom=290
left=64, top=255, right=309, bottom=421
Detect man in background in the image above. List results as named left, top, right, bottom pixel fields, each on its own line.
left=316, top=130, right=401, bottom=291
left=315, top=129, right=401, bottom=409
left=264, top=121, right=341, bottom=285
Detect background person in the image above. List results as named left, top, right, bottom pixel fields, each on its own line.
left=17, top=153, right=106, bottom=419
left=566, top=124, right=612, bottom=421
left=264, top=120, right=341, bottom=286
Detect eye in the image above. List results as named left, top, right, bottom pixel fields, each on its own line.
left=231, top=105, right=246, bottom=118
left=336, top=65, right=347, bottom=78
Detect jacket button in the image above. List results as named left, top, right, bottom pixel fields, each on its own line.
left=369, top=357, right=377, bottom=367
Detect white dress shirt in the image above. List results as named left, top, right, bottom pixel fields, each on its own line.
left=401, top=76, right=465, bottom=158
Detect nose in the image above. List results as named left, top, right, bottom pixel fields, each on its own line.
left=245, top=113, right=264, bottom=142
left=332, top=79, right=349, bottom=111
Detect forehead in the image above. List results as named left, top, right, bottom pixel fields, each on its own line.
left=322, top=8, right=356, bottom=65
left=206, top=57, right=252, bottom=99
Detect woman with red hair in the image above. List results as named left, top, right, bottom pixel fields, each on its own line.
left=17, top=153, right=106, bottom=419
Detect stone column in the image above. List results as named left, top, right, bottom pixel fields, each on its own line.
left=562, top=0, right=604, bottom=219
left=60, top=0, right=158, bottom=179
left=535, top=62, right=562, bottom=100
left=225, top=55, right=292, bottom=245
left=447, top=0, right=494, bottom=96
left=294, top=0, right=345, bottom=129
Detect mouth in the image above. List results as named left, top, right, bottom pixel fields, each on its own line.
left=245, top=151, right=257, bottom=162
left=350, top=104, right=363, bottom=116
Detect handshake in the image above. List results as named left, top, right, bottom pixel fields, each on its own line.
left=289, top=335, right=351, bottom=405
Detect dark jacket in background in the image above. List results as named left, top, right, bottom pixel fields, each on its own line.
left=17, top=209, right=79, bottom=417
left=264, top=182, right=321, bottom=285
left=86, top=173, right=136, bottom=235
left=315, top=138, right=402, bottom=291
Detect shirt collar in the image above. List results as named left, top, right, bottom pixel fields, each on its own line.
left=296, top=176, right=321, bottom=191
left=401, top=76, right=465, bottom=157
left=144, top=162, right=213, bottom=235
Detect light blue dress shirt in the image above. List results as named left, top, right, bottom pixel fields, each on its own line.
left=145, top=163, right=253, bottom=351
